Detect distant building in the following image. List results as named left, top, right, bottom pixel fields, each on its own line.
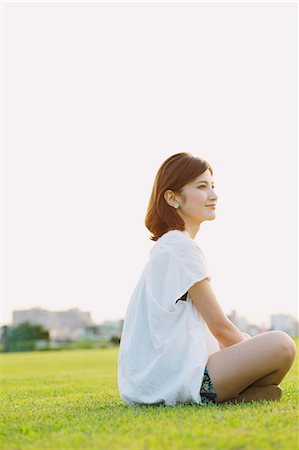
left=270, top=314, right=298, bottom=336
left=12, top=307, right=95, bottom=341
left=227, top=309, right=262, bottom=336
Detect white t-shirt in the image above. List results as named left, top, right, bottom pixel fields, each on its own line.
left=117, top=229, right=220, bottom=407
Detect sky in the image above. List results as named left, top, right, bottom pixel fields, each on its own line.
left=1, top=1, right=298, bottom=330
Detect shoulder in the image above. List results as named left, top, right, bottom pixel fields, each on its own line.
left=160, top=229, right=199, bottom=250
left=158, top=230, right=191, bottom=246
left=148, top=230, right=210, bottom=280
left=153, top=229, right=203, bottom=260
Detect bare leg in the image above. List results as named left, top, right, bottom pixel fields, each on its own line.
left=230, top=359, right=295, bottom=403
left=206, top=330, right=297, bottom=403
left=238, top=342, right=297, bottom=390
left=225, top=384, right=282, bottom=404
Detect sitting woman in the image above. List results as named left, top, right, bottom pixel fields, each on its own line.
left=117, top=152, right=296, bottom=406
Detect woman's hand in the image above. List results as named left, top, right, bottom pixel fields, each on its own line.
left=242, top=332, right=251, bottom=340
left=219, top=342, right=225, bottom=350
left=218, top=332, right=251, bottom=350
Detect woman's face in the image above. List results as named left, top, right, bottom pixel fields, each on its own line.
left=176, top=169, right=218, bottom=225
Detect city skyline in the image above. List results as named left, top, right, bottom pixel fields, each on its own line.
left=7, top=305, right=298, bottom=333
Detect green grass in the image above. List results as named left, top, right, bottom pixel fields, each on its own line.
left=1, top=338, right=298, bottom=450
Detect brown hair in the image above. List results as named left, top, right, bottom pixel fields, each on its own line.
left=144, top=152, right=213, bottom=241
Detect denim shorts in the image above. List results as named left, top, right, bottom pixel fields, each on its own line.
left=200, top=366, right=218, bottom=405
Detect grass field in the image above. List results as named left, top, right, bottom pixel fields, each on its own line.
left=1, top=338, right=298, bottom=450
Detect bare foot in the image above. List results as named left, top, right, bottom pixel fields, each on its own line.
left=222, top=384, right=282, bottom=404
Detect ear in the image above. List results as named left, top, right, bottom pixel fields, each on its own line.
left=163, top=189, right=175, bottom=206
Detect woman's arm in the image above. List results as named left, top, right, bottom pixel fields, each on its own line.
left=188, top=280, right=245, bottom=345
left=218, top=331, right=251, bottom=349
left=187, top=278, right=252, bottom=349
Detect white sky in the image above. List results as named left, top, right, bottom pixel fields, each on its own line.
left=1, top=1, right=298, bottom=329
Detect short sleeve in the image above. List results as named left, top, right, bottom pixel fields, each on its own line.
left=168, top=235, right=211, bottom=298
left=173, top=237, right=211, bottom=286
left=147, top=232, right=211, bottom=312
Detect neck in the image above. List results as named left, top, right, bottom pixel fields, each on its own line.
left=184, top=224, right=200, bottom=240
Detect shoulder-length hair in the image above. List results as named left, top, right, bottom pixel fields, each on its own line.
left=144, top=152, right=213, bottom=241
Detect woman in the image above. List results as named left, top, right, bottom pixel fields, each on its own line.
left=117, top=152, right=296, bottom=406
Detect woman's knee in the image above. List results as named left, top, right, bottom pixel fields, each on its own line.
left=205, top=330, right=296, bottom=403
left=262, top=331, right=297, bottom=369
left=269, top=330, right=297, bottom=361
